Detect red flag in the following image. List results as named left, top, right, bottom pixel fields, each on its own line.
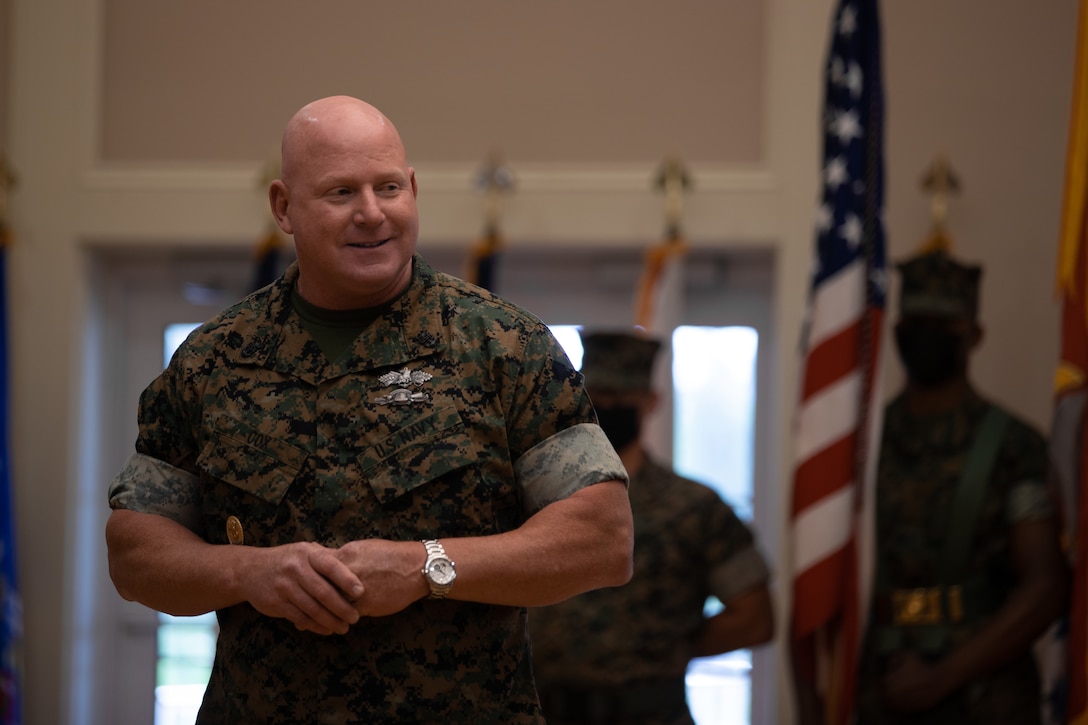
left=789, top=1, right=885, bottom=723
left=1054, top=3, right=1088, bottom=723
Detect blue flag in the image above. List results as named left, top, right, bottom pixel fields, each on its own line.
left=0, top=235, right=23, bottom=725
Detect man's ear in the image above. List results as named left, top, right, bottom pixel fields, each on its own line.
left=269, top=180, right=293, bottom=235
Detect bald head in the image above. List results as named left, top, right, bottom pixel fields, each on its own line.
left=280, top=96, right=406, bottom=184
left=268, top=95, right=419, bottom=310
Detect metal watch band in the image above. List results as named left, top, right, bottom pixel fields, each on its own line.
left=421, top=539, right=454, bottom=599
left=423, top=539, right=446, bottom=559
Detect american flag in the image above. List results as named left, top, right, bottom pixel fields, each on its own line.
left=789, top=1, right=886, bottom=723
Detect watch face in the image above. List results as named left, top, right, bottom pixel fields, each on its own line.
left=427, top=559, right=456, bottom=586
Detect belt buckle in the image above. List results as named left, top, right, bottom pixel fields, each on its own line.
left=947, top=585, right=963, bottom=622
left=891, top=587, right=941, bottom=626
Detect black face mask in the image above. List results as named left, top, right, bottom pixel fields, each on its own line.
left=594, top=406, right=641, bottom=451
left=894, top=322, right=968, bottom=387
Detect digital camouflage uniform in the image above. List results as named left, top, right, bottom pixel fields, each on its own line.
left=857, top=250, right=1055, bottom=724
left=531, top=461, right=769, bottom=725
left=529, top=330, right=771, bottom=725
left=857, top=390, right=1052, bottom=724
left=109, top=256, right=627, bottom=725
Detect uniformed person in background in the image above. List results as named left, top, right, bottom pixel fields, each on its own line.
left=531, top=329, right=775, bottom=725
left=103, top=95, right=633, bottom=724
left=854, top=249, right=1069, bottom=723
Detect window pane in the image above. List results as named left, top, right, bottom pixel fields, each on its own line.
left=672, top=326, right=758, bottom=519
left=164, top=323, right=201, bottom=367
left=674, top=325, right=758, bottom=725
left=548, top=325, right=584, bottom=368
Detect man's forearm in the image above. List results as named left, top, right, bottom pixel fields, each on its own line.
left=105, top=508, right=250, bottom=615
left=691, top=586, right=775, bottom=658
left=438, top=480, right=633, bottom=607
left=106, top=508, right=365, bottom=634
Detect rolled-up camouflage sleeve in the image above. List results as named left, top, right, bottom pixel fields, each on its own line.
left=515, top=423, right=628, bottom=517
left=108, top=452, right=203, bottom=534
left=1007, top=480, right=1056, bottom=523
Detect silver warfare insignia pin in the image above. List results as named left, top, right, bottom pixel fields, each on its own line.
left=376, top=367, right=433, bottom=406
left=379, top=368, right=433, bottom=387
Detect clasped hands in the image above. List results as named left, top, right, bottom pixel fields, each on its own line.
left=244, top=538, right=429, bottom=636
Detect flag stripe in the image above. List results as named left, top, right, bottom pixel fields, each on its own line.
left=803, top=319, right=865, bottom=399
left=796, top=372, right=862, bottom=464
left=792, top=484, right=855, bottom=577
left=807, top=261, right=866, bottom=349
left=793, top=547, right=850, bottom=635
left=792, top=433, right=858, bottom=515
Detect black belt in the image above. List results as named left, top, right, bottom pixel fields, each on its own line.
left=537, top=679, right=688, bottom=723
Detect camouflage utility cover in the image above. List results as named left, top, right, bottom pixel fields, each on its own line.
left=530, top=457, right=769, bottom=713
left=579, top=330, right=661, bottom=392
left=857, top=389, right=1052, bottom=724
left=109, top=256, right=627, bottom=724
left=896, top=249, right=982, bottom=319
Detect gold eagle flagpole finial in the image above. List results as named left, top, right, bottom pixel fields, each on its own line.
left=474, top=151, right=515, bottom=237
left=654, top=156, right=692, bottom=241
left=918, top=152, right=961, bottom=254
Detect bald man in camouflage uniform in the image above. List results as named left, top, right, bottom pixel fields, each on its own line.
left=852, top=250, right=1069, bottom=723
left=530, top=330, right=775, bottom=725
left=104, top=96, right=634, bottom=724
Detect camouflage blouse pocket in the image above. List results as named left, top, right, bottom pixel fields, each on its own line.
left=357, top=404, right=479, bottom=505
left=197, top=415, right=308, bottom=505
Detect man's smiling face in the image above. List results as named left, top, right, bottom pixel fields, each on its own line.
left=270, top=96, right=419, bottom=310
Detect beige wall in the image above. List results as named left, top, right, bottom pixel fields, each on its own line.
left=4, top=0, right=1079, bottom=723
left=882, top=2, right=1075, bottom=422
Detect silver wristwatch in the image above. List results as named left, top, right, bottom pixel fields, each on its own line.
left=421, top=539, right=456, bottom=599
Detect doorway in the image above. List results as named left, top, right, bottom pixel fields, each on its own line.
left=83, top=242, right=775, bottom=724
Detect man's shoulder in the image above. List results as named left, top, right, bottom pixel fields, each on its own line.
left=172, top=285, right=280, bottom=362
left=986, top=401, right=1047, bottom=452
left=882, top=391, right=1046, bottom=443
left=961, top=392, right=1045, bottom=445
